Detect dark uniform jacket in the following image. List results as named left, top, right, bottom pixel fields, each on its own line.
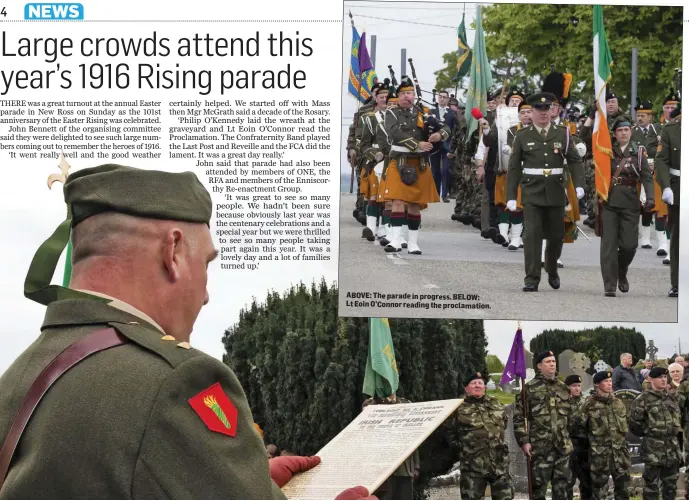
left=383, top=106, right=450, bottom=160
left=444, top=394, right=509, bottom=475
left=655, top=118, right=681, bottom=207
left=632, top=122, right=661, bottom=158
left=0, top=298, right=285, bottom=499
left=506, top=123, right=585, bottom=206
left=606, top=142, right=654, bottom=211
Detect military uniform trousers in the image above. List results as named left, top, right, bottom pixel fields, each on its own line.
left=600, top=203, right=639, bottom=292
left=523, top=204, right=565, bottom=285
left=668, top=178, right=680, bottom=289
left=567, top=444, right=591, bottom=500
left=590, top=451, right=630, bottom=499
left=529, top=444, right=571, bottom=499
left=459, top=470, right=513, bottom=500
left=382, top=157, right=439, bottom=205
left=643, top=464, right=679, bottom=500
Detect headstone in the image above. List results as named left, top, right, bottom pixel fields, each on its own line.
left=647, top=340, right=658, bottom=362
left=504, top=404, right=529, bottom=493
left=525, top=349, right=534, bottom=372
left=525, top=368, right=536, bottom=383
left=594, top=360, right=610, bottom=373
left=486, top=379, right=496, bottom=390
left=559, top=350, right=593, bottom=393
left=614, top=389, right=643, bottom=465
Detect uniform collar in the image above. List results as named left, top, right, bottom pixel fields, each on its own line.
left=41, top=295, right=166, bottom=335
left=533, top=123, right=551, bottom=135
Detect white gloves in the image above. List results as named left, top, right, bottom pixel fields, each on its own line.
left=507, top=200, right=517, bottom=212
left=501, top=145, right=512, bottom=155
left=575, top=142, right=587, bottom=158
left=576, top=187, right=585, bottom=199
left=662, top=187, right=674, bottom=205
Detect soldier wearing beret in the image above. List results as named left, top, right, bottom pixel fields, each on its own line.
left=632, top=98, right=669, bottom=256
left=381, top=76, right=451, bottom=255
left=655, top=99, right=681, bottom=298
left=350, top=95, right=376, bottom=225
left=598, top=115, right=654, bottom=297
left=676, top=377, right=689, bottom=499
left=564, top=375, right=591, bottom=500
left=514, top=350, right=573, bottom=499
left=444, top=372, right=514, bottom=500
left=629, top=366, right=682, bottom=499
left=605, top=92, right=624, bottom=130
left=506, top=93, right=586, bottom=292
left=570, top=371, right=630, bottom=499
left=0, top=164, right=370, bottom=499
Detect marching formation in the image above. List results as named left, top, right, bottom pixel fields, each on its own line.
left=444, top=352, right=689, bottom=500
left=347, top=66, right=681, bottom=298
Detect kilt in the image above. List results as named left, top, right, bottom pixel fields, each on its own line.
left=653, top=173, right=668, bottom=218
left=494, top=173, right=522, bottom=209
left=382, top=157, right=440, bottom=205
left=564, top=178, right=581, bottom=243
left=359, top=168, right=380, bottom=200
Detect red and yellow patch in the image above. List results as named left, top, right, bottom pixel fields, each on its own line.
left=189, top=382, right=238, bottom=437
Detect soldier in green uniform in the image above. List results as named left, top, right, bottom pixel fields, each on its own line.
left=506, top=92, right=586, bottom=292
left=0, top=164, right=370, bottom=500
left=570, top=371, right=630, bottom=500
left=632, top=98, right=667, bottom=253
left=349, top=97, right=375, bottom=224
left=598, top=116, right=655, bottom=296
left=362, top=394, right=420, bottom=499
left=564, top=375, right=591, bottom=500
left=605, top=92, right=624, bottom=129
left=514, top=350, right=573, bottom=499
left=655, top=103, right=681, bottom=297
left=676, top=378, right=689, bottom=499
left=444, top=372, right=514, bottom=500
left=629, top=366, right=683, bottom=499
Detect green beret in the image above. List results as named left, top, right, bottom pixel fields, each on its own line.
left=65, top=164, right=212, bottom=227
left=593, top=371, right=612, bottom=384
left=564, top=375, right=581, bottom=386
left=24, top=163, right=212, bottom=307
left=649, top=367, right=668, bottom=379
left=463, top=371, right=486, bottom=387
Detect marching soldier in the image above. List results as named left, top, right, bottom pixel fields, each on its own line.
left=655, top=102, right=681, bottom=297
left=564, top=375, right=591, bottom=500
left=629, top=366, right=683, bottom=499
left=350, top=96, right=376, bottom=224
left=381, top=76, right=450, bottom=254
left=571, top=371, right=630, bottom=499
left=445, top=372, right=514, bottom=500
left=514, top=350, right=573, bottom=499
left=360, top=81, right=390, bottom=242
left=506, top=93, right=586, bottom=292
left=632, top=98, right=668, bottom=255
left=598, top=116, right=654, bottom=296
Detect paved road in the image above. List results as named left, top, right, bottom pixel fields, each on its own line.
left=338, top=194, right=677, bottom=322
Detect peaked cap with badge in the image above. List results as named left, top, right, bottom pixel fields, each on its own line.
left=0, top=164, right=289, bottom=498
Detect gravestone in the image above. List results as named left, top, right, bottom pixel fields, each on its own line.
left=486, top=379, right=496, bottom=390
left=525, top=349, right=534, bottom=372
left=504, top=403, right=529, bottom=493
left=614, top=389, right=643, bottom=465
left=594, top=360, right=611, bottom=373
left=558, top=350, right=593, bottom=393
left=647, top=340, right=658, bottom=362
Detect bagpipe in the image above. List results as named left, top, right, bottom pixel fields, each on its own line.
left=407, top=57, right=445, bottom=155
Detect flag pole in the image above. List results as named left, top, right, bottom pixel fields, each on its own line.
left=516, top=319, right=533, bottom=499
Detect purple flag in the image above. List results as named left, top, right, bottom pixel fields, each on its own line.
left=500, top=328, right=526, bottom=384
left=358, top=32, right=373, bottom=73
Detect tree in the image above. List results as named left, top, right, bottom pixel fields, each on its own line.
left=435, top=5, right=682, bottom=110
left=486, top=354, right=505, bottom=375
left=222, top=279, right=489, bottom=498
left=529, top=325, right=646, bottom=372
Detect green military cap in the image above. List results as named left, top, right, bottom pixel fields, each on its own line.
left=526, top=92, right=556, bottom=110
left=648, top=366, right=668, bottom=379
left=611, top=115, right=633, bottom=130
left=25, top=163, right=212, bottom=307
left=564, top=374, right=581, bottom=386
left=634, top=97, right=654, bottom=113
left=663, top=87, right=680, bottom=105
left=593, top=371, right=612, bottom=384
left=463, top=371, right=486, bottom=387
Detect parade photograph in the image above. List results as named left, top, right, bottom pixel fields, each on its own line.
left=338, top=1, right=683, bottom=322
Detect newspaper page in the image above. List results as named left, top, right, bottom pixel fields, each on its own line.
left=0, top=0, right=341, bottom=363
left=281, top=399, right=462, bottom=499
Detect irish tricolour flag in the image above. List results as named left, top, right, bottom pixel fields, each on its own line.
left=593, top=5, right=614, bottom=201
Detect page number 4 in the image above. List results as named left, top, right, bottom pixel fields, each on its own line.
left=1, top=7, right=6, bottom=16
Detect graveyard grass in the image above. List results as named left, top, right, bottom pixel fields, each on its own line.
left=486, top=389, right=514, bottom=406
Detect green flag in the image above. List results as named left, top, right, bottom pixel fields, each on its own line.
left=62, top=239, right=72, bottom=287
left=464, top=5, right=493, bottom=140
left=455, top=13, right=472, bottom=81
left=362, top=318, right=399, bottom=397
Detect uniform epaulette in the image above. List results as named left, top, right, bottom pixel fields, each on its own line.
left=112, top=321, right=208, bottom=369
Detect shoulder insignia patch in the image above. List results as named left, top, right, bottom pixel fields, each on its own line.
left=189, top=382, right=238, bottom=437
left=657, top=144, right=663, bottom=152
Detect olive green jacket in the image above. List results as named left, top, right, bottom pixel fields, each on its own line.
left=655, top=118, right=681, bottom=207
left=506, top=123, right=585, bottom=206
left=0, top=298, right=284, bottom=499
left=631, top=122, right=661, bottom=158
left=606, top=142, right=654, bottom=211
